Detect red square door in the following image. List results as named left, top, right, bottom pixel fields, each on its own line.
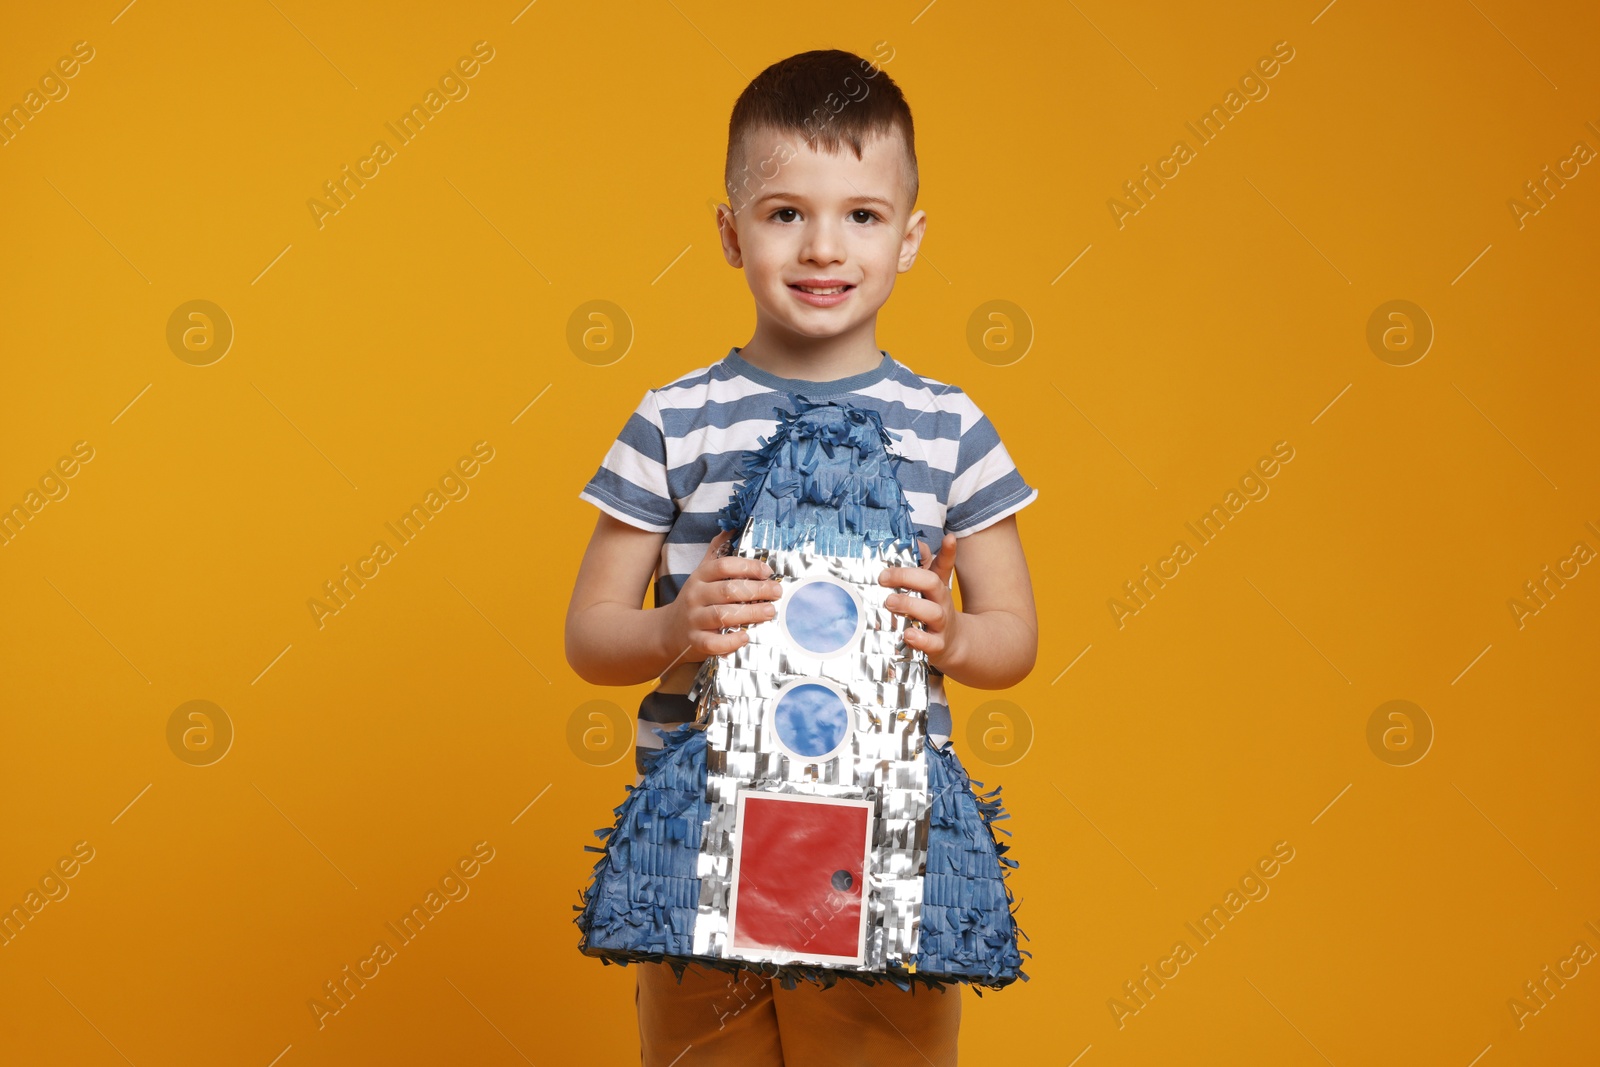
left=727, top=792, right=873, bottom=965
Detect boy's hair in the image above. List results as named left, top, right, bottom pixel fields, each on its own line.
left=725, top=48, right=918, bottom=212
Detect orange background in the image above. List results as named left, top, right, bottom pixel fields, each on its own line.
left=3, top=1, right=1597, bottom=1064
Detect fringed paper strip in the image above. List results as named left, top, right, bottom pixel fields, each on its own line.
left=716, top=393, right=919, bottom=557
left=575, top=727, right=1028, bottom=991
left=918, top=738, right=1030, bottom=990
left=575, top=723, right=708, bottom=960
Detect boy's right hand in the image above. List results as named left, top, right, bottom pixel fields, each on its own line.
left=661, top=529, right=782, bottom=661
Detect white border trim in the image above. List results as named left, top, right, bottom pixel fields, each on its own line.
left=725, top=790, right=874, bottom=967
left=768, top=677, right=855, bottom=765
left=777, top=576, right=866, bottom=659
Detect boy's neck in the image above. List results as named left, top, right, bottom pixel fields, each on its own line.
left=736, top=319, right=883, bottom=382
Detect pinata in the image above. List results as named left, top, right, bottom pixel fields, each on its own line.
left=575, top=394, right=1026, bottom=989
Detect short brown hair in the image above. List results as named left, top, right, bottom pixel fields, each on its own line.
left=725, top=48, right=917, bottom=212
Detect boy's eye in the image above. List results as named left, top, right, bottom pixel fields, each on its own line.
left=767, top=208, right=882, bottom=224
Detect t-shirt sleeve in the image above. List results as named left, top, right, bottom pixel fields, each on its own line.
left=944, top=400, right=1039, bottom=537
left=577, top=389, right=676, bottom=533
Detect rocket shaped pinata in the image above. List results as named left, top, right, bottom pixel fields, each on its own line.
left=575, top=395, right=1026, bottom=988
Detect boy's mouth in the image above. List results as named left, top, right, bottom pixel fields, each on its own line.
left=788, top=280, right=857, bottom=307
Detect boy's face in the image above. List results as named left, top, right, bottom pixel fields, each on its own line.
left=718, top=126, right=926, bottom=346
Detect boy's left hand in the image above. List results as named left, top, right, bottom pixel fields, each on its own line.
left=878, top=532, right=960, bottom=667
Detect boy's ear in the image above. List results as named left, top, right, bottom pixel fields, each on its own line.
left=897, top=208, right=928, bottom=273
left=717, top=204, right=745, bottom=269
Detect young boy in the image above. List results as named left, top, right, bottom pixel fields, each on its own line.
left=565, top=48, right=1039, bottom=1066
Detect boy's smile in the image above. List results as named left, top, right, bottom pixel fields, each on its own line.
left=788, top=278, right=855, bottom=308
left=718, top=125, right=927, bottom=377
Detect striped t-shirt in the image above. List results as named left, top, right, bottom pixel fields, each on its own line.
left=579, top=347, right=1039, bottom=755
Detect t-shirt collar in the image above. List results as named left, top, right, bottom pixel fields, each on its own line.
left=724, top=346, right=893, bottom=397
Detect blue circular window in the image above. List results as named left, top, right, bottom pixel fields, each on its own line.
left=772, top=682, right=852, bottom=760
left=782, top=580, right=860, bottom=656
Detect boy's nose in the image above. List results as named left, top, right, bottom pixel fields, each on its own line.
left=800, top=221, right=846, bottom=265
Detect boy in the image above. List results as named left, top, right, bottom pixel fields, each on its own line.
left=565, top=49, right=1038, bottom=1066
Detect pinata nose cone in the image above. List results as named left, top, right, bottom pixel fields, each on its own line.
left=717, top=394, right=919, bottom=557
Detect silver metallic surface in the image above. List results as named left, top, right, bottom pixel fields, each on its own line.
left=687, top=535, right=930, bottom=973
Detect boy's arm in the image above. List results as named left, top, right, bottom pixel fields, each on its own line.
left=879, top=513, right=1037, bottom=690
left=565, top=513, right=675, bottom=686
left=938, top=514, right=1039, bottom=689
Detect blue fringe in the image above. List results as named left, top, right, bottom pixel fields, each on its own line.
left=715, top=393, right=920, bottom=558
left=917, top=738, right=1030, bottom=990
left=574, top=724, right=709, bottom=959
left=574, top=728, right=1028, bottom=991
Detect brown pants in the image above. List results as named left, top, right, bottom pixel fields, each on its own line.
left=636, top=961, right=961, bottom=1065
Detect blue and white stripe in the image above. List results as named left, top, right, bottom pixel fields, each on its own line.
left=579, top=347, right=1039, bottom=756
